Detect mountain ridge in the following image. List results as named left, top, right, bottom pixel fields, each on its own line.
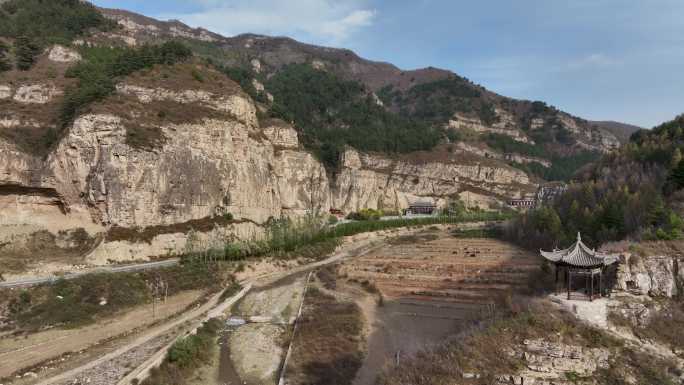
left=96, top=7, right=623, bottom=162
left=98, top=7, right=637, bottom=134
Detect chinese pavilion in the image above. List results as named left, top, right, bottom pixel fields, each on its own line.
left=540, top=233, right=619, bottom=301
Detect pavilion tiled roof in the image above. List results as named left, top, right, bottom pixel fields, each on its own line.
left=410, top=200, right=436, bottom=207
left=540, top=233, right=619, bottom=268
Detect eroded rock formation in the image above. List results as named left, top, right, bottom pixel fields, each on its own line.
left=616, top=253, right=683, bottom=298
left=0, top=66, right=537, bottom=269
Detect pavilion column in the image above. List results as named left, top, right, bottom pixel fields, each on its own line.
left=567, top=270, right=571, bottom=300
left=590, top=271, right=594, bottom=301
left=599, top=270, right=603, bottom=297
left=554, top=266, right=559, bottom=295
left=586, top=272, right=589, bottom=297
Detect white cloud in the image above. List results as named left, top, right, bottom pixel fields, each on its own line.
left=565, top=53, right=618, bottom=71
left=157, top=0, right=377, bottom=46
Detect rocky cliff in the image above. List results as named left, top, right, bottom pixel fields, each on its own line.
left=615, top=252, right=683, bottom=298
left=0, top=50, right=535, bottom=274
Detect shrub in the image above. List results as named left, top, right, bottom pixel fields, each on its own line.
left=395, top=76, right=487, bottom=124
left=234, top=262, right=246, bottom=273
left=190, top=68, right=204, bottom=82
left=10, top=261, right=226, bottom=330
left=59, top=42, right=192, bottom=133
left=266, top=63, right=441, bottom=169
left=220, top=65, right=260, bottom=100
left=13, top=35, right=39, bottom=70
left=0, top=41, right=11, bottom=72
left=145, top=318, right=223, bottom=385
left=347, top=208, right=383, bottom=221
left=0, top=0, right=115, bottom=69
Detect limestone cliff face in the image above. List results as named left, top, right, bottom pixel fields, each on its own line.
left=449, top=109, right=620, bottom=154
left=334, top=149, right=533, bottom=212
left=0, top=72, right=537, bottom=269
left=615, top=253, right=683, bottom=298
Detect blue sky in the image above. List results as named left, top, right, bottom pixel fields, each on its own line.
left=91, top=0, right=684, bottom=128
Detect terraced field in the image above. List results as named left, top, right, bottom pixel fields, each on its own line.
left=341, top=231, right=540, bottom=305
left=313, top=229, right=544, bottom=385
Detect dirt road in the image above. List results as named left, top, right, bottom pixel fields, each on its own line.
left=0, top=290, right=202, bottom=379
left=5, top=226, right=432, bottom=385
left=0, top=259, right=180, bottom=289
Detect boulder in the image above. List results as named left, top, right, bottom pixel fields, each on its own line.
left=48, top=45, right=82, bottom=63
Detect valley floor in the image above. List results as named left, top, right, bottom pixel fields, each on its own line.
left=0, top=224, right=427, bottom=385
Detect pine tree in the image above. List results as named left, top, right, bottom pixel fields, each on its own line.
left=669, top=159, right=684, bottom=191
left=14, top=36, right=39, bottom=71
left=0, top=41, right=10, bottom=72
left=671, top=148, right=682, bottom=169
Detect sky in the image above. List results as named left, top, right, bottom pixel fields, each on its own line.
left=91, top=0, right=684, bottom=128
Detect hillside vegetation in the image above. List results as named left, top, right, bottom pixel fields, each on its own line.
left=60, top=42, right=192, bottom=126
left=4, top=261, right=229, bottom=331
left=378, top=76, right=495, bottom=125
left=484, top=133, right=600, bottom=181
left=508, top=114, right=684, bottom=249
left=266, top=64, right=441, bottom=169
left=0, top=0, right=114, bottom=71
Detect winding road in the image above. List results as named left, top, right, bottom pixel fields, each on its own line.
left=0, top=258, right=180, bottom=288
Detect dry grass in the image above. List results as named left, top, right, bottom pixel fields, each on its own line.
left=377, top=298, right=625, bottom=385
left=387, top=232, right=439, bottom=245
left=601, top=239, right=684, bottom=256
left=595, top=349, right=680, bottom=385
left=0, top=53, right=77, bottom=155
left=106, top=215, right=239, bottom=244
left=87, top=66, right=246, bottom=151
left=286, top=286, right=365, bottom=385
left=1, top=261, right=232, bottom=332
left=341, top=235, right=541, bottom=304
left=316, top=265, right=337, bottom=290
left=122, top=62, right=243, bottom=96
left=634, top=301, right=684, bottom=350
left=0, top=228, right=99, bottom=273
left=1, top=60, right=245, bottom=154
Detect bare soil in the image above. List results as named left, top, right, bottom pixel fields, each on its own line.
left=337, top=231, right=540, bottom=384
left=340, top=232, right=540, bottom=304
left=220, top=272, right=309, bottom=385
left=285, top=282, right=365, bottom=385
left=0, top=229, right=99, bottom=274
left=229, top=324, right=285, bottom=384
left=0, top=290, right=203, bottom=379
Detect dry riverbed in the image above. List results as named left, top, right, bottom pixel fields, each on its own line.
left=219, top=272, right=309, bottom=385
left=283, top=228, right=541, bottom=385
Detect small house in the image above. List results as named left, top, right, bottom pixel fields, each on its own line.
left=406, top=201, right=436, bottom=215
left=329, top=208, right=345, bottom=218
left=508, top=198, right=536, bottom=209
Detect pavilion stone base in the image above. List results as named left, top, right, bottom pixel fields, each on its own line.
left=549, top=293, right=609, bottom=329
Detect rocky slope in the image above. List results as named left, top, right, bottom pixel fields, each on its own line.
left=0, top=47, right=534, bottom=272
left=590, top=120, right=643, bottom=144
